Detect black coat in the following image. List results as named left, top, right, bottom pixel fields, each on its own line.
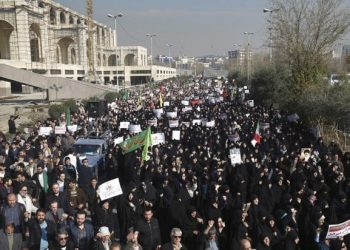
left=27, top=219, right=57, bottom=250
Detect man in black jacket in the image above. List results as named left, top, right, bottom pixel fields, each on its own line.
left=8, top=115, right=18, bottom=142
left=27, top=208, right=57, bottom=250
left=134, top=207, right=161, bottom=250
left=161, top=228, right=187, bottom=250
left=0, top=193, right=26, bottom=236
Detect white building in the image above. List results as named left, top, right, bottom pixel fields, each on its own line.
left=0, top=0, right=175, bottom=90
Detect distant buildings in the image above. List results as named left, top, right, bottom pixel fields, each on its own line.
left=0, top=0, right=175, bottom=88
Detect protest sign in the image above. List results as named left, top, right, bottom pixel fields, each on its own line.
left=67, top=125, right=77, bottom=133
left=260, top=122, right=270, bottom=132
left=172, top=130, right=181, bottom=140
left=98, top=178, right=123, bottom=201
left=55, top=126, right=66, bottom=135
left=181, top=100, right=189, bottom=106
left=153, top=108, right=164, bottom=118
left=181, top=122, right=191, bottom=127
left=164, top=101, right=170, bottom=107
left=147, top=119, right=157, bottom=127
left=192, top=119, right=201, bottom=126
left=151, top=133, right=165, bottom=146
left=228, top=134, right=240, bottom=142
left=219, top=113, right=228, bottom=120
left=326, top=219, right=350, bottom=239
left=129, top=124, right=142, bottom=134
left=169, top=120, right=179, bottom=128
left=247, top=100, right=254, bottom=107
left=229, top=148, right=242, bottom=165
left=39, top=127, right=52, bottom=136
left=114, top=137, right=124, bottom=145
left=206, top=121, right=215, bottom=127
left=245, top=90, right=250, bottom=94
left=119, top=121, right=130, bottom=129
left=166, top=112, right=177, bottom=118
left=182, top=107, right=192, bottom=113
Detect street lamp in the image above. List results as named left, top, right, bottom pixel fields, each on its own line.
left=263, top=8, right=280, bottom=62
left=243, top=32, right=254, bottom=82
left=166, top=44, right=174, bottom=67
left=146, top=34, right=156, bottom=66
left=108, top=12, right=123, bottom=90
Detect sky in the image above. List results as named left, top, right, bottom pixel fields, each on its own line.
left=56, top=0, right=350, bottom=57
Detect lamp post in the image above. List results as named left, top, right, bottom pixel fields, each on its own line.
left=108, top=13, right=123, bottom=90
left=263, top=8, right=280, bottom=63
left=243, top=32, right=254, bottom=82
left=166, top=44, right=174, bottom=67
left=146, top=34, right=156, bottom=66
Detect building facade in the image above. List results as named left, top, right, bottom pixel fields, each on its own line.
left=0, top=0, right=175, bottom=87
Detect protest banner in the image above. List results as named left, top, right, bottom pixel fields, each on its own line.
left=120, top=128, right=149, bottom=154
left=147, top=119, right=158, bottom=127
left=119, top=121, right=130, bottom=129
left=98, top=178, right=123, bottom=201
left=169, top=119, right=179, bottom=128
left=151, top=133, right=165, bottom=146
left=114, top=137, right=124, bottom=145
left=172, top=130, right=181, bottom=140
left=39, top=127, right=52, bottom=136
left=229, top=148, right=242, bottom=165
left=55, top=126, right=66, bottom=135
left=326, top=219, right=350, bottom=239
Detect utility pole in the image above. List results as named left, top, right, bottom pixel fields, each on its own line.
left=146, top=34, right=156, bottom=66
left=108, top=13, right=123, bottom=90
left=243, top=32, right=254, bottom=82
left=263, top=8, right=280, bottom=63
left=86, top=0, right=96, bottom=82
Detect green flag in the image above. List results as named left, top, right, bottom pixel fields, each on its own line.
left=142, top=127, right=152, bottom=162
left=120, top=128, right=149, bottom=155
left=65, top=108, right=71, bottom=126
left=122, top=90, right=129, bottom=100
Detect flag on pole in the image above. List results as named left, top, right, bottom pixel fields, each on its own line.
left=142, top=127, right=152, bottom=162
left=120, top=128, right=150, bottom=155
left=65, top=108, right=71, bottom=126
left=251, top=121, right=261, bottom=147
left=159, top=92, right=163, bottom=108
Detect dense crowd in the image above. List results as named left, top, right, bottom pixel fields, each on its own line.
left=0, top=79, right=349, bottom=250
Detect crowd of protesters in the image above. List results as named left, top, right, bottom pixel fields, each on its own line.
left=0, top=78, right=349, bottom=250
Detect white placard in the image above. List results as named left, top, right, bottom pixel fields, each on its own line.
left=164, top=101, right=170, bottom=107
left=147, top=119, right=158, bottom=127
left=182, top=122, right=191, bottom=127
left=192, top=119, right=202, bottom=125
left=114, top=137, right=124, bottom=145
left=153, top=108, right=164, bottom=118
left=206, top=121, right=215, bottom=127
left=67, top=125, right=77, bottom=133
left=181, top=100, right=189, bottom=106
left=172, top=130, right=181, bottom=140
left=55, top=126, right=66, bottom=135
left=39, top=127, right=52, bottom=136
left=129, top=124, right=142, bottom=134
left=229, top=148, right=242, bottom=165
left=201, top=118, right=208, bottom=126
left=245, top=90, right=250, bottom=94
left=98, top=178, right=123, bottom=201
left=243, top=86, right=248, bottom=90
left=169, top=120, right=179, bottom=128
left=182, top=107, right=192, bottom=113
left=326, top=219, right=350, bottom=239
left=166, top=112, right=177, bottom=118
left=119, top=122, right=130, bottom=129
left=151, top=133, right=165, bottom=146
left=247, top=100, right=254, bottom=107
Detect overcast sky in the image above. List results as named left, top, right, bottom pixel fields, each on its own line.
left=56, top=0, right=350, bottom=57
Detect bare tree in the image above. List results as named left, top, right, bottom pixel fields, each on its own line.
left=268, top=0, right=350, bottom=92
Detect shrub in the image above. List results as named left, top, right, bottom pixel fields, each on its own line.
left=48, top=104, right=66, bottom=120
left=104, top=92, right=118, bottom=103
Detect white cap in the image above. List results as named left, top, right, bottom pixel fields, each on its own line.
left=98, top=226, right=111, bottom=236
